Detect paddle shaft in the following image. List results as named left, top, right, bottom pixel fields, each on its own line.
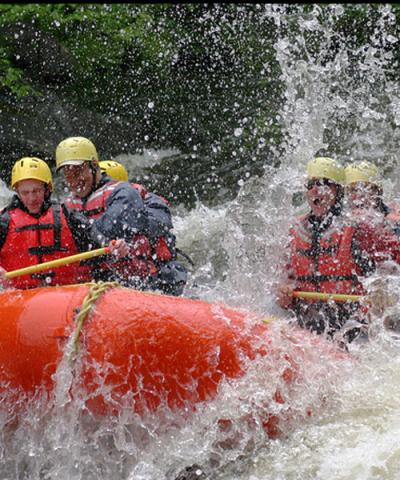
left=293, top=291, right=366, bottom=303
left=5, top=246, right=110, bottom=279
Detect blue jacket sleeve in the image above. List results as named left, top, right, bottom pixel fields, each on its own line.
left=144, top=192, right=173, bottom=239
left=91, top=183, right=148, bottom=244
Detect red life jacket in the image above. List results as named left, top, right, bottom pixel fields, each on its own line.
left=289, top=214, right=367, bottom=296
left=65, top=181, right=156, bottom=278
left=348, top=208, right=400, bottom=264
left=0, top=204, right=92, bottom=289
left=131, top=183, right=174, bottom=263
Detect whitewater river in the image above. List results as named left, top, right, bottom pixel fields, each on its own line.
left=2, top=4, right=400, bottom=480
left=2, top=164, right=400, bottom=480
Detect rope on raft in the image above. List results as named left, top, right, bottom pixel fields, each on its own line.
left=70, top=281, right=121, bottom=359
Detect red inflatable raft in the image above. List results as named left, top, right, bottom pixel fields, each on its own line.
left=0, top=283, right=346, bottom=436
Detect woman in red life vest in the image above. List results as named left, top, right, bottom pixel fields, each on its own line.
left=0, top=157, right=127, bottom=289
left=276, top=157, right=374, bottom=343
left=99, top=160, right=189, bottom=296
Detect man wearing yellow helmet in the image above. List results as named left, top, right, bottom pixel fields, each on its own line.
left=99, top=159, right=189, bottom=295
left=0, top=157, right=127, bottom=289
left=55, top=137, right=157, bottom=288
left=276, top=157, right=375, bottom=343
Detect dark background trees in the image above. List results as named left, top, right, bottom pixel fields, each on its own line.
left=1, top=4, right=399, bottom=207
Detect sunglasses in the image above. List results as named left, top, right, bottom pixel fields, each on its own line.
left=63, top=163, right=88, bottom=174
left=305, top=178, right=335, bottom=190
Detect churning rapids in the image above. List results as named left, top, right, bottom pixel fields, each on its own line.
left=2, top=4, right=400, bottom=480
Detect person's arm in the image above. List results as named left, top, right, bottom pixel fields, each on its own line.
left=62, top=204, right=129, bottom=257
left=144, top=192, right=173, bottom=239
left=354, top=221, right=400, bottom=265
left=91, top=183, right=148, bottom=243
left=62, top=204, right=98, bottom=251
left=276, top=283, right=296, bottom=309
left=0, top=266, right=11, bottom=289
left=0, top=212, right=12, bottom=289
left=274, top=239, right=297, bottom=310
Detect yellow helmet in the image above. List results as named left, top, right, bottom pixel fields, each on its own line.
left=99, top=160, right=129, bottom=182
left=306, top=157, right=344, bottom=184
left=344, top=161, right=380, bottom=186
left=11, top=157, right=52, bottom=189
left=55, top=136, right=98, bottom=170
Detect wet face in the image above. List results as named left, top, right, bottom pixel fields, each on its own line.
left=346, top=181, right=379, bottom=211
left=305, top=177, right=338, bottom=217
left=16, top=179, right=46, bottom=214
left=62, top=162, right=94, bottom=198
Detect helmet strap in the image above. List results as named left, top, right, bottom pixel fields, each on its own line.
left=88, top=162, right=99, bottom=196
left=44, top=184, right=52, bottom=201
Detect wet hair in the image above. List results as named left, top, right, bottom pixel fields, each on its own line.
left=88, top=162, right=100, bottom=197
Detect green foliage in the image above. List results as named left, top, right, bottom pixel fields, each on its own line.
left=1, top=4, right=400, bottom=204
left=0, top=46, right=32, bottom=97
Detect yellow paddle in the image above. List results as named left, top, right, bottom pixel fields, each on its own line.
left=5, top=245, right=112, bottom=279
left=293, top=291, right=368, bottom=303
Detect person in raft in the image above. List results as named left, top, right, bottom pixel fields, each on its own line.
left=276, top=157, right=400, bottom=343
left=344, top=160, right=400, bottom=239
left=99, top=159, right=189, bottom=296
left=0, top=157, right=127, bottom=289
left=55, top=137, right=157, bottom=289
